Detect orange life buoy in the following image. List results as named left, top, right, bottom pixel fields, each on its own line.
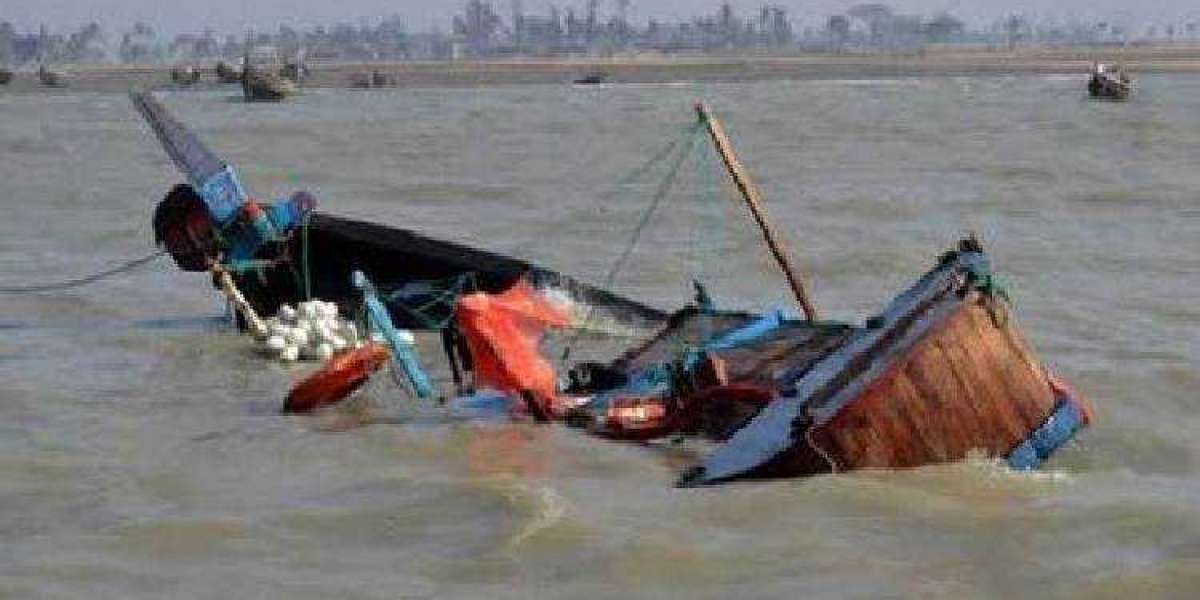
left=283, top=342, right=392, bottom=414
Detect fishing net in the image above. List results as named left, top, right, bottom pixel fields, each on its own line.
left=455, top=279, right=571, bottom=413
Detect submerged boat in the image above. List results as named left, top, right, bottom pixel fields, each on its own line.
left=132, top=92, right=1091, bottom=484
left=131, top=91, right=665, bottom=334
left=555, top=238, right=1092, bottom=485
left=1088, top=63, right=1133, bottom=100
left=494, top=105, right=1093, bottom=484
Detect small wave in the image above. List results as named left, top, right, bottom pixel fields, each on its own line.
left=961, top=449, right=1075, bottom=485
left=499, top=482, right=569, bottom=552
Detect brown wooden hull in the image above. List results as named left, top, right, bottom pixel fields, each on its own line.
left=681, top=240, right=1088, bottom=485
left=806, top=297, right=1055, bottom=471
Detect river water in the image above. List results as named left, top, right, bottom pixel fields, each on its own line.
left=1, top=75, right=1198, bottom=598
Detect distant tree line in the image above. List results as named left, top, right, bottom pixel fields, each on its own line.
left=3, top=2, right=1200, bottom=66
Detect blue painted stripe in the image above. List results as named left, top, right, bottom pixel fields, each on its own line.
left=1006, top=396, right=1086, bottom=471
left=198, top=165, right=248, bottom=225
left=353, top=271, right=434, bottom=399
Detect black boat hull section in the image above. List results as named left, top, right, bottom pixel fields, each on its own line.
left=234, top=212, right=668, bottom=332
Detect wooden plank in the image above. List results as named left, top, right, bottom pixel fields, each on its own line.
left=918, top=339, right=990, bottom=457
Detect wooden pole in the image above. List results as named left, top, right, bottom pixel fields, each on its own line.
left=694, top=102, right=819, bottom=321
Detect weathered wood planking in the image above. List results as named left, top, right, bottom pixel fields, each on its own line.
left=808, top=296, right=1056, bottom=471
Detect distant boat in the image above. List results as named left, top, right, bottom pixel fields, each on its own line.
left=349, top=70, right=396, bottom=89
left=170, top=65, right=202, bottom=85
left=38, top=66, right=67, bottom=88
left=279, top=61, right=310, bottom=84
left=1088, top=63, right=1133, bottom=100
left=0, top=69, right=12, bottom=85
left=239, top=44, right=300, bottom=102
left=215, top=61, right=243, bottom=84
left=242, top=67, right=298, bottom=102
left=573, top=72, right=608, bottom=85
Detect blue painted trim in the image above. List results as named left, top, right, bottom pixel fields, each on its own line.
left=1006, top=395, right=1086, bottom=471
left=353, top=271, right=434, bottom=399
left=198, top=165, right=248, bottom=225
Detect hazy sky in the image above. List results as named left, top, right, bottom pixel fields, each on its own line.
left=5, top=1, right=1198, bottom=36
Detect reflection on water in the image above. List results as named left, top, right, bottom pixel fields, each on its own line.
left=1, top=74, right=1199, bottom=597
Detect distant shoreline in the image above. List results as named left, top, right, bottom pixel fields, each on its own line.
left=5, top=46, right=1200, bottom=94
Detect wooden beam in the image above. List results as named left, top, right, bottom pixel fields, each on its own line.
left=694, top=102, right=819, bottom=321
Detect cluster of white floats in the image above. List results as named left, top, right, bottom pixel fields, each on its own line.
left=255, top=300, right=362, bottom=362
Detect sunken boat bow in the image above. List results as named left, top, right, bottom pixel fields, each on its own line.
left=681, top=239, right=1093, bottom=486
left=234, top=212, right=668, bottom=331
left=132, top=91, right=665, bottom=333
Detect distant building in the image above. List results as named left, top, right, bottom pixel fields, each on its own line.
left=170, top=32, right=219, bottom=60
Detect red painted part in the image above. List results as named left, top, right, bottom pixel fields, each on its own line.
left=593, top=383, right=777, bottom=442
left=283, top=342, right=392, bottom=414
left=242, top=199, right=264, bottom=219
left=1047, top=371, right=1096, bottom=425
left=596, top=396, right=676, bottom=441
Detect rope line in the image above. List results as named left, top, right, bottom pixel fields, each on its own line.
left=0, top=250, right=166, bottom=294
left=561, top=123, right=704, bottom=363
left=602, top=123, right=703, bottom=289
left=301, top=212, right=312, bottom=301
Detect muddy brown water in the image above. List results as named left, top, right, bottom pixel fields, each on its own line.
left=1, top=75, right=1198, bottom=598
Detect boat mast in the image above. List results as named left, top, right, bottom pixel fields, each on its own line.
left=694, top=102, right=819, bottom=322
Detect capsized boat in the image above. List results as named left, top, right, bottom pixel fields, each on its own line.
left=679, top=239, right=1091, bottom=484
left=472, top=104, right=1094, bottom=484
left=554, top=238, right=1092, bottom=485
left=1088, top=63, right=1133, bottom=100
left=130, top=91, right=666, bottom=335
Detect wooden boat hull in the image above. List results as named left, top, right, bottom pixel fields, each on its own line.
left=681, top=240, right=1092, bottom=485
left=806, top=298, right=1054, bottom=470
